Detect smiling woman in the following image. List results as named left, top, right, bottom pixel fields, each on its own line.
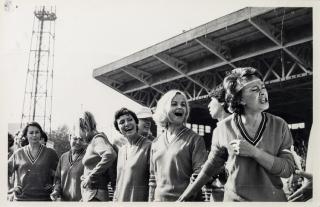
left=149, top=90, right=208, bottom=201
left=113, top=107, right=152, bottom=201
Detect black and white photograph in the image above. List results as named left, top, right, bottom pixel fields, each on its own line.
left=1, top=0, right=319, bottom=204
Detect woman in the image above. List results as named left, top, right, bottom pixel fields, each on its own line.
left=149, top=89, right=208, bottom=201
left=113, top=107, right=152, bottom=201
left=208, top=86, right=230, bottom=122
left=51, top=133, right=86, bottom=201
left=79, top=111, right=117, bottom=201
left=178, top=67, right=295, bottom=201
left=8, top=122, right=59, bottom=201
left=136, top=107, right=156, bottom=142
left=207, top=86, right=230, bottom=201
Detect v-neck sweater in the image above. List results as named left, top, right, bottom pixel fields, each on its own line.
left=8, top=145, right=59, bottom=201
left=82, top=133, right=117, bottom=190
left=53, top=149, right=85, bottom=201
left=149, top=127, right=208, bottom=201
left=201, top=112, right=295, bottom=201
left=114, top=136, right=151, bottom=201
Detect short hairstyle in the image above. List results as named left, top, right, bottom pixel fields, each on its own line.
left=8, top=133, right=14, bottom=148
left=153, top=89, right=190, bottom=128
left=113, top=107, right=139, bottom=133
left=223, top=67, right=263, bottom=114
left=209, top=86, right=229, bottom=114
left=22, top=121, right=45, bottom=139
left=79, top=111, right=97, bottom=133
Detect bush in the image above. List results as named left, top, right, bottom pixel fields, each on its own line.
left=48, top=125, right=70, bottom=157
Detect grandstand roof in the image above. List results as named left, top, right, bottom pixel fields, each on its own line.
left=93, top=7, right=312, bottom=125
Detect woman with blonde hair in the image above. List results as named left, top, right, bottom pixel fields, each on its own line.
left=79, top=111, right=117, bottom=201
left=149, top=89, right=208, bottom=201
left=178, top=67, right=295, bottom=201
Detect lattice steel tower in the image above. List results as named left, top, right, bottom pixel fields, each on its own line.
left=21, top=6, right=57, bottom=133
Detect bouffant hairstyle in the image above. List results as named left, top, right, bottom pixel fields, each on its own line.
left=223, top=67, right=263, bottom=114
left=113, top=107, right=139, bottom=133
left=22, top=121, right=45, bottom=140
left=153, top=90, right=190, bottom=128
left=209, top=86, right=229, bottom=114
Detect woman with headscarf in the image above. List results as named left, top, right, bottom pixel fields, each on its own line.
left=178, top=67, right=295, bottom=201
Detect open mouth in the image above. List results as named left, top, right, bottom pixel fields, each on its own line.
left=259, top=97, right=269, bottom=104
left=124, top=126, right=134, bottom=132
left=174, top=111, right=184, bottom=117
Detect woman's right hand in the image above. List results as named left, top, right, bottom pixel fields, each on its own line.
left=177, top=189, right=192, bottom=202
left=13, top=186, right=22, bottom=198
left=177, top=194, right=187, bottom=201
left=50, top=191, right=60, bottom=201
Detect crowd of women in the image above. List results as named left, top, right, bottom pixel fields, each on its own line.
left=7, top=67, right=312, bottom=202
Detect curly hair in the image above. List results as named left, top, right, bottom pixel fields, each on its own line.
left=209, top=86, right=229, bottom=113
left=153, top=89, right=190, bottom=128
left=114, top=107, right=139, bottom=133
left=223, top=67, right=263, bottom=114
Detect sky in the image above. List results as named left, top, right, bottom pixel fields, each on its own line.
left=0, top=0, right=318, bottom=136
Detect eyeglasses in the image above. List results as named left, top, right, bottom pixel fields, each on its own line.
left=70, top=136, right=84, bottom=142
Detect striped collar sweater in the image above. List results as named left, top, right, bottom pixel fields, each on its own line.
left=8, top=145, right=59, bottom=201
left=201, top=112, right=295, bottom=201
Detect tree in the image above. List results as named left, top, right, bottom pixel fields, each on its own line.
left=49, top=125, right=70, bottom=157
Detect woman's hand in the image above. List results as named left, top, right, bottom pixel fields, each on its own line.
left=13, top=186, right=22, bottom=198
left=81, top=176, right=92, bottom=188
left=177, top=191, right=190, bottom=202
left=177, top=184, right=196, bottom=202
left=50, top=190, right=60, bottom=201
left=288, top=170, right=313, bottom=201
left=229, top=140, right=257, bottom=157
